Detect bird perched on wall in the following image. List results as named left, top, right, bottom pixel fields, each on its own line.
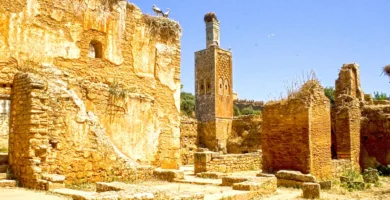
left=163, top=8, right=170, bottom=18
left=152, top=4, right=163, bottom=16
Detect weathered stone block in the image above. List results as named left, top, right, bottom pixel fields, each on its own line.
left=153, top=169, right=184, bottom=182
left=196, top=172, right=227, bottom=179
left=96, top=182, right=128, bottom=192
left=302, top=182, right=320, bottom=199
left=222, top=176, right=250, bottom=186
left=277, top=179, right=304, bottom=188
left=0, top=180, right=16, bottom=188
left=275, top=170, right=316, bottom=182
left=41, top=174, right=66, bottom=183
left=363, top=168, right=379, bottom=183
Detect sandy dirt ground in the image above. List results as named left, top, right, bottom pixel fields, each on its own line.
left=0, top=188, right=69, bottom=200
left=1, top=177, right=390, bottom=200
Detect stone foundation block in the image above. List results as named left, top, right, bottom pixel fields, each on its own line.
left=0, top=173, right=6, bottom=180
left=275, top=170, right=316, bottom=182
left=232, top=177, right=277, bottom=195
left=96, top=182, right=128, bottom=192
left=153, top=169, right=184, bottom=182
left=46, top=182, right=65, bottom=191
left=302, top=182, right=320, bottom=199
left=222, top=176, right=250, bottom=186
left=277, top=179, right=304, bottom=188
left=0, top=180, right=16, bottom=188
left=196, top=172, right=227, bottom=179
left=41, top=174, right=66, bottom=183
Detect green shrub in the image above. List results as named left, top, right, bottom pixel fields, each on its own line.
left=241, top=106, right=260, bottom=115
left=233, top=105, right=241, bottom=116
left=324, top=87, right=335, bottom=107
left=377, top=165, right=390, bottom=176
left=373, top=91, right=389, bottom=100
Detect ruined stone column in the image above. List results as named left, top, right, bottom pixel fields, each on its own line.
left=334, top=63, right=363, bottom=170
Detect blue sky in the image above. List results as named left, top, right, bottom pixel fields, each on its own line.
left=131, top=0, right=390, bottom=100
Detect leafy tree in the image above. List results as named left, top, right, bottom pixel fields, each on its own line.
left=324, top=87, right=335, bottom=107
left=373, top=91, right=389, bottom=100
left=241, top=105, right=261, bottom=116
left=180, top=85, right=195, bottom=117
left=233, top=105, right=241, bottom=116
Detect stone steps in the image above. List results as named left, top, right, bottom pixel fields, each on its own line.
left=0, top=173, right=6, bottom=180
left=0, top=153, right=8, bottom=165
left=0, top=180, right=16, bottom=188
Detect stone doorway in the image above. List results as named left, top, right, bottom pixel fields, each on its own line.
left=0, top=95, right=10, bottom=153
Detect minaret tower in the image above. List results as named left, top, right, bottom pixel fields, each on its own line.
left=195, top=13, right=233, bottom=152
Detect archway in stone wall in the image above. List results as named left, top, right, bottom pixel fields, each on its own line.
left=0, top=84, right=11, bottom=153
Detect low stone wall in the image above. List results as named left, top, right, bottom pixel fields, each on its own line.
left=194, top=151, right=261, bottom=173
left=180, top=118, right=197, bottom=165
left=331, top=159, right=351, bottom=178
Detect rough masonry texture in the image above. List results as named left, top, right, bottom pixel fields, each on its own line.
left=0, top=0, right=182, bottom=187
left=0, top=99, right=10, bottom=151
left=180, top=117, right=198, bottom=165
left=360, top=102, right=390, bottom=169
left=10, top=72, right=154, bottom=188
left=228, top=115, right=262, bottom=154
left=194, top=151, right=261, bottom=174
left=262, top=81, right=332, bottom=180
left=195, top=14, right=233, bottom=152
left=334, top=63, right=363, bottom=170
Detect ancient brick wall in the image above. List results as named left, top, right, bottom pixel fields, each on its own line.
left=9, top=72, right=154, bottom=188
left=262, top=81, right=332, bottom=180
left=309, top=88, right=332, bottom=179
left=334, top=63, right=362, bottom=170
left=194, top=151, right=262, bottom=173
left=360, top=105, right=390, bottom=169
left=0, top=0, right=181, bottom=169
left=228, top=115, right=262, bottom=154
left=262, top=99, right=311, bottom=174
left=180, top=117, right=198, bottom=165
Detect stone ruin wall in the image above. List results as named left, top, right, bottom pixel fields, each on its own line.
left=262, top=81, right=332, bottom=180
left=180, top=117, right=197, bottom=165
left=0, top=99, right=10, bottom=151
left=334, top=63, right=362, bottom=170
left=0, top=0, right=182, bottom=186
left=10, top=72, right=154, bottom=188
left=228, top=115, right=262, bottom=154
left=180, top=115, right=261, bottom=165
left=360, top=104, right=390, bottom=169
left=234, top=99, right=264, bottom=111
left=194, top=151, right=261, bottom=174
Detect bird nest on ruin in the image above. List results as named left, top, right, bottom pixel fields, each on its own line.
left=143, top=15, right=181, bottom=40
left=204, top=12, right=218, bottom=23
left=383, top=64, right=390, bottom=77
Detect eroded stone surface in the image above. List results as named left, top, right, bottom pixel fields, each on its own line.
left=302, top=182, right=320, bottom=199
left=275, top=170, right=316, bottom=182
